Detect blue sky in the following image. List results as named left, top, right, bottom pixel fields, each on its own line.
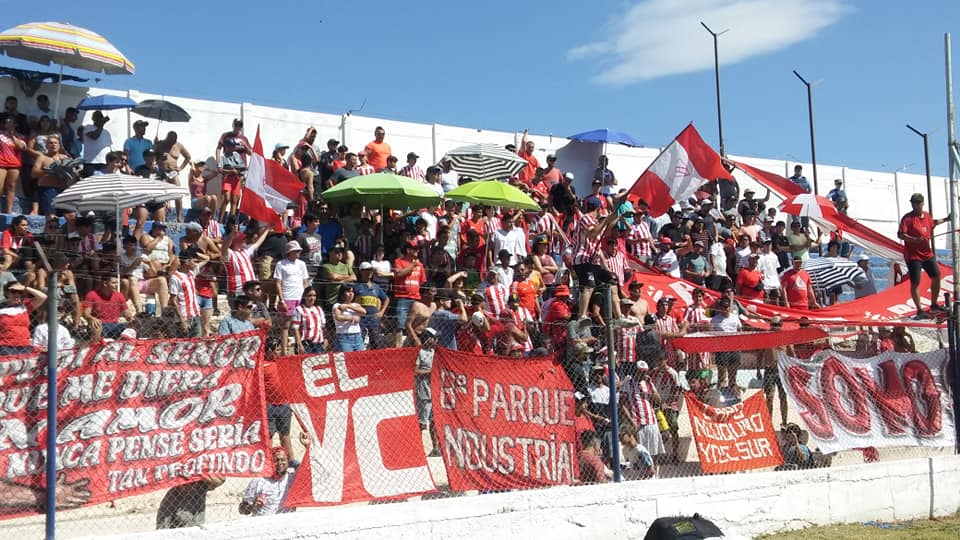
left=2, top=1, right=959, bottom=177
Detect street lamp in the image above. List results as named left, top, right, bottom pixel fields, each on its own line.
left=793, top=70, right=820, bottom=194
left=701, top=22, right=729, bottom=157
left=905, top=124, right=934, bottom=215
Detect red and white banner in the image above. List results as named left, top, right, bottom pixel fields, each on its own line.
left=777, top=349, right=956, bottom=453
left=432, top=349, right=578, bottom=491
left=628, top=123, right=729, bottom=217
left=685, top=391, right=783, bottom=474
left=242, top=126, right=304, bottom=231
left=0, top=331, right=270, bottom=519
left=275, top=349, right=436, bottom=506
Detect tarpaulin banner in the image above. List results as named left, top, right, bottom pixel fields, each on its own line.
left=432, top=348, right=579, bottom=491
left=275, top=348, right=436, bottom=506
left=777, top=349, right=956, bottom=453
left=0, top=330, right=270, bottom=519
left=685, top=391, right=783, bottom=474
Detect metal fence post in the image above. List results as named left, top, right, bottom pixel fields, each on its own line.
left=603, top=285, right=622, bottom=482
left=45, top=270, right=59, bottom=540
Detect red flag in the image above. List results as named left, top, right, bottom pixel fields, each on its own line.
left=240, top=126, right=302, bottom=231
left=628, top=124, right=728, bottom=217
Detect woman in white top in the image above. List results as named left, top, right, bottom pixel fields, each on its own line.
left=332, top=284, right=366, bottom=352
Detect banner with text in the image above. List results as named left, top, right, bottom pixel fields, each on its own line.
left=685, top=391, right=783, bottom=474
left=275, top=348, right=437, bottom=506
left=777, top=349, right=956, bottom=453
left=0, top=331, right=270, bottom=519
left=432, top=349, right=579, bottom=491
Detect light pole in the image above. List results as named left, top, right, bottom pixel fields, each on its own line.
left=793, top=70, right=820, bottom=194
left=701, top=22, right=729, bottom=157
left=905, top=124, right=934, bottom=215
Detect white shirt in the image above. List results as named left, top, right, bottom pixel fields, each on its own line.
left=441, top=171, right=458, bottom=192
left=489, top=227, right=527, bottom=265
left=711, top=312, right=742, bottom=333
left=426, top=181, right=444, bottom=197
left=120, top=251, right=147, bottom=281
left=81, top=124, right=113, bottom=164
left=242, top=470, right=296, bottom=516
left=333, top=302, right=363, bottom=334
left=32, top=323, right=75, bottom=351
left=758, top=251, right=781, bottom=290
left=709, top=242, right=728, bottom=278
left=273, top=257, right=309, bottom=301
left=655, top=250, right=680, bottom=278
left=418, top=211, right=438, bottom=241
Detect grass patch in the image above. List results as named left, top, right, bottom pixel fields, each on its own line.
left=757, top=514, right=960, bottom=539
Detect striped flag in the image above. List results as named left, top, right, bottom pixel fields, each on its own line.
left=627, top=124, right=728, bottom=217
left=242, top=126, right=304, bottom=231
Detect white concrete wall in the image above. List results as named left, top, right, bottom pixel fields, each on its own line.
left=86, top=455, right=960, bottom=540
left=1, top=77, right=950, bottom=248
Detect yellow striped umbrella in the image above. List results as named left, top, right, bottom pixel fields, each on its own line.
left=0, top=21, right=134, bottom=74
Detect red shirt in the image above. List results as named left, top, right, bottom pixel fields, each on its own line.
left=0, top=304, right=31, bottom=347
left=578, top=450, right=608, bottom=484
left=898, top=211, right=935, bottom=262
left=84, top=289, right=127, bottom=323
left=392, top=257, right=426, bottom=300
left=517, top=150, right=539, bottom=184
left=1, top=230, right=31, bottom=251
left=511, top=279, right=538, bottom=313
left=780, top=268, right=812, bottom=308
left=736, top=268, right=764, bottom=300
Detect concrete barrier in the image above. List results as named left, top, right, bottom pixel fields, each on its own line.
left=87, top=455, right=960, bottom=540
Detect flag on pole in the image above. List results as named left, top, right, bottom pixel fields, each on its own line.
left=627, top=124, right=728, bottom=217
left=241, top=126, right=304, bottom=231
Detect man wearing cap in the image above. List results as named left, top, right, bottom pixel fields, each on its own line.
left=653, top=237, right=680, bottom=278
left=620, top=361, right=666, bottom=462
left=274, top=241, right=310, bottom=315
left=439, top=157, right=458, bottom=193
left=827, top=179, right=849, bottom=214
left=780, top=254, right=820, bottom=310
left=399, top=152, right=425, bottom=182
left=217, top=136, right=247, bottom=220
left=737, top=187, right=769, bottom=220
left=356, top=150, right=376, bottom=176
left=853, top=254, right=877, bottom=299
left=355, top=261, right=390, bottom=349
left=363, top=126, right=391, bottom=171
left=899, top=192, right=951, bottom=317
left=271, top=143, right=290, bottom=169
left=318, top=138, right=340, bottom=190
left=134, top=148, right=162, bottom=179
left=124, top=120, right=153, bottom=171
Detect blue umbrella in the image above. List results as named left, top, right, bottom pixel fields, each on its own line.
left=568, top=128, right=642, bottom=147
left=76, top=94, right=137, bottom=110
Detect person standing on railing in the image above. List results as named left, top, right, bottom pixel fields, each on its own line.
left=898, top=192, right=951, bottom=319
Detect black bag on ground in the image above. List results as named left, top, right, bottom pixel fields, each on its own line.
left=644, top=514, right=724, bottom=539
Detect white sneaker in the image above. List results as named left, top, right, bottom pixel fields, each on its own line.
left=610, top=317, right=640, bottom=329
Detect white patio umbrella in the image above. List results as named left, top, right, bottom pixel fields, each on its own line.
left=441, top=143, right=528, bottom=181
left=53, top=173, right=189, bottom=277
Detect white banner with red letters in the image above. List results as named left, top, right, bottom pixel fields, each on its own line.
left=777, top=349, right=955, bottom=453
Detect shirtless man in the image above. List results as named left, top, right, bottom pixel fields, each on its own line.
left=405, top=285, right=437, bottom=347
left=626, top=281, right=650, bottom=321
left=155, top=131, right=193, bottom=222
left=31, top=133, right=72, bottom=216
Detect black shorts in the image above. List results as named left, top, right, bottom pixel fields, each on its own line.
left=906, top=258, right=940, bottom=286
left=762, top=368, right=784, bottom=395
left=573, top=263, right=614, bottom=289
left=267, top=404, right=292, bottom=436
left=714, top=351, right=741, bottom=367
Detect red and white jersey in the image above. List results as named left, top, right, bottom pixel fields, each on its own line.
left=399, top=164, right=425, bottom=182
left=78, top=233, right=97, bottom=255
left=169, top=269, right=200, bottom=319
left=356, top=164, right=376, bottom=176
left=203, top=219, right=222, bottom=240
left=650, top=366, right=682, bottom=411
left=622, top=377, right=658, bottom=427
left=535, top=212, right=564, bottom=253
left=226, top=245, right=256, bottom=294
left=514, top=304, right=535, bottom=323
left=1, top=231, right=31, bottom=251
left=683, top=304, right=709, bottom=325
left=627, top=221, right=653, bottom=259
left=482, top=217, right=499, bottom=237
left=501, top=309, right=533, bottom=351
left=572, top=213, right=598, bottom=255
left=654, top=313, right=680, bottom=342
left=481, top=282, right=509, bottom=316
left=602, top=250, right=627, bottom=284
left=614, top=323, right=639, bottom=364
left=292, top=304, right=326, bottom=343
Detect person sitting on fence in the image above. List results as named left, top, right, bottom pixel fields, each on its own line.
left=239, top=446, right=298, bottom=517
left=415, top=328, right=441, bottom=457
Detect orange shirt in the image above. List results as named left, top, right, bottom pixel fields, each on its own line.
left=517, top=151, right=539, bottom=184
left=512, top=279, right=538, bottom=313
left=364, top=141, right=392, bottom=171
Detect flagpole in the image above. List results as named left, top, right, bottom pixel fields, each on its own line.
left=793, top=70, right=820, bottom=195
left=701, top=22, right=728, bottom=157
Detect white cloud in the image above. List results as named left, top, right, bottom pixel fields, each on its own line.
left=568, top=0, right=850, bottom=85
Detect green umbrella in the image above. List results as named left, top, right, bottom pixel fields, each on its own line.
left=445, top=180, right=540, bottom=210
left=321, top=172, right=441, bottom=209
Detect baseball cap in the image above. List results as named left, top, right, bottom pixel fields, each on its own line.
left=554, top=284, right=571, bottom=297
left=693, top=240, right=705, bottom=247
left=406, top=151, right=419, bottom=159
left=658, top=237, right=673, bottom=245
left=150, top=222, right=166, bottom=231
left=201, top=206, right=213, bottom=214
left=744, top=188, right=755, bottom=194
left=471, top=311, right=486, bottom=327
left=636, top=361, right=649, bottom=371
left=563, top=172, right=575, bottom=181
left=910, top=193, right=924, bottom=202
left=327, top=138, right=339, bottom=146
left=834, top=178, right=843, bottom=185
left=591, top=178, right=602, bottom=185
left=359, top=261, right=374, bottom=270
left=133, top=119, right=148, bottom=127
left=274, top=143, right=289, bottom=151
left=185, top=222, right=203, bottom=233
left=857, top=254, right=870, bottom=262
left=792, top=254, right=804, bottom=261
left=285, top=240, right=303, bottom=254
left=700, top=198, right=714, bottom=205
left=546, top=154, right=556, bottom=160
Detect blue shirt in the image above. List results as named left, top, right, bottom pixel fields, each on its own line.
left=429, top=309, right=460, bottom=349
left=354, top=281, right=387, bottom=317
left=316, top=221, right=342, bottom=256
left=124, top=136, right=153, bottom=170
left=219, top=317, right=255, bottom=335
left=789, top=174, right=812, bottom=193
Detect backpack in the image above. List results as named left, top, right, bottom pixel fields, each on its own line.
left=644, top=514, right=725, bottom=539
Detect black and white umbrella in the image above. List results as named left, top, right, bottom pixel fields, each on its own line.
left=801, top=257, right=866, bottom=293
left=441, top=143, right=528, bottom=181
left=53, top=172, right=189, bottom=213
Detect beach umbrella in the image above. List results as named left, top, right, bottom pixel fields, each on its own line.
left=76, top=94, right=137, bottom=110
left=568, top=128, right=642, bottom=147
left=441, top=143, right=528, bottom=181
left=778, top=193, right=837, bottom=219
left=322, top=172, right=440, bottom=209
left=445, top=180, right=540, bottom=210
left=0, top=22, right=134, bottom=115
left=801, top=257, right=866, bottom=294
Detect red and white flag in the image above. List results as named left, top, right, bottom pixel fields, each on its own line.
left=241, top=126, right=304, bottom=231
left=628, top=123, right=728, bottom=217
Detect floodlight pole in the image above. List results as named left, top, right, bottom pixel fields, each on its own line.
left=944, top=32, right=960, bottom=453
left=906, top=124, right=933, bottom=215
left=701, top=22, right=728, bottom=157
left=793, top=70, right=820, bottom=195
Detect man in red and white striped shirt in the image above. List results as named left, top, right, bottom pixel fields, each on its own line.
left=356, top=151, right=376, bottom=176
left=654, top=297, right=687, bottom=368
left=601, top=237, right=628, bottom=286
left=221, top=223, right=270, bottom=299
left=626, top=216, right=654, bottom=263
left=399, top=152, right=425, bottom=182
left=620, top=362, right=665, bottom=458
left=614, top=298, right=640, bottom=366
left=199, top=207, right=223, bottom=243
left=477, top=271, right=509, bottom=316
left=169, top=247, right=208, bottom=337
